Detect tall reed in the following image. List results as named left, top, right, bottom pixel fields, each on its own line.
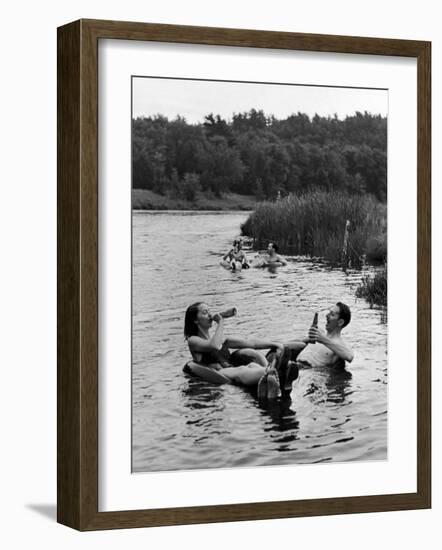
left=355, top=264, right=387, bottom=307
left=240, top=191, right=386, bottom=268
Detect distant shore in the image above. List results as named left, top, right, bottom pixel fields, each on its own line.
left=132, top=189, right=258, bottom=211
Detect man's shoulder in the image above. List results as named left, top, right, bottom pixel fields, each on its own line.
left=330, top=333, right=346, bottom=343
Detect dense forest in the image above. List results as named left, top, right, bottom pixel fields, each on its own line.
left=132, top=109, right=387, bottom=202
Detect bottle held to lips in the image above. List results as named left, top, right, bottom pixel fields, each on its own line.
left=309, top=312, right=319, bottom=344
left=209, top=308, right=237, bottom=322
left=219, top=307, right=237, bottom=319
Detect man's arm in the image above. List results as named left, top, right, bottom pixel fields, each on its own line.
left=324, top=338, right=353, bottom=362
left=308, top=327, right=354, bottom=362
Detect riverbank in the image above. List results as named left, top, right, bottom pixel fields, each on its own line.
left=133, top=189, right=257, bottom=211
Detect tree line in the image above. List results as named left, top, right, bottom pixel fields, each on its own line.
left=133, top=109, right=387, bottom=202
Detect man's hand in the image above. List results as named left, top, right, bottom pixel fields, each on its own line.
left=308, top=326, right=327, bottom=345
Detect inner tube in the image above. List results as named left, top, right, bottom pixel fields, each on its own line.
left=183, top=361, right=231, bottom=385
left=220, top=260, right=243, bottom=272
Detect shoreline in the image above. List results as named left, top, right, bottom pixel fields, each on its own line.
left=133, top=209, right=253, bottom=213
left=132, top=188, right=259, bottom=211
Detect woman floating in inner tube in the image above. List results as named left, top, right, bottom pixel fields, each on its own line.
left=221, top=239, right=250, bottom=271
left=183, top=302, right=298, bottom=399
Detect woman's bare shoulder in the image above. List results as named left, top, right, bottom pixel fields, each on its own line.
left=187, top=335, right=203, bottom=346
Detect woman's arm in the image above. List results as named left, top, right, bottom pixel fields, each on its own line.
left=225, top=336, right=283, bottom=351
left=188, top=316, right=225, bottom=352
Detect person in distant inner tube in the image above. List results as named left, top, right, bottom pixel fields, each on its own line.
left=221, top=239, right=249, bottom=271
left=183, top=302, right=298, bottom=398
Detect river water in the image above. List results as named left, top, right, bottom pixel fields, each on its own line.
left=132, top=211, right=387, bottom=472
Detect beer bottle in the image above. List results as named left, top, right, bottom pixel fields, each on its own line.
left=219, top=307, right=237, bottom=318
left=309, top=312, right=319, bottom=344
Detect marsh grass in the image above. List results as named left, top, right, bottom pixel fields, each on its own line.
left=241, top=191, right=387, bottom=268
left=355, top=264, right=388, bottom=308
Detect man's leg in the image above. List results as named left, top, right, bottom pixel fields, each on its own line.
left=271, top=347, right=299, bottom=396
left=284, top=341, right=308, bottom=361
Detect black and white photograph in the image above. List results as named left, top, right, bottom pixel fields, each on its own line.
left=131, top=76, right=388, bottom=473
left=2, top=0, right=436, bottom=542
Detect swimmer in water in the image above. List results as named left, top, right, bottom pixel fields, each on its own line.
left=286, top=302, right=354, bottom=368
left=265, top=242, right=287, bottom=266
left=252, top=242, right=287, bottom=268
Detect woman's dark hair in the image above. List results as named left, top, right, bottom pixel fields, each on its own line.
left=336, top=302, right=351, bottom=328
left=270, top=242, right=279, bottom=253
left=184, top=301, right=203, bottom=339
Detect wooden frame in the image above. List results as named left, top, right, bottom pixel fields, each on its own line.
left=57, top=19, right=431, bottom=531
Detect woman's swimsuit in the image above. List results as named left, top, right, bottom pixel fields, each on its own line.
left=226, top=249, right=249, bottom=268
left=193, top=341, right=233, bottom=368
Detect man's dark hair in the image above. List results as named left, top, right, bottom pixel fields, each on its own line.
left=336, top=302, right=351, bottom=328
left=270, top=242, right=279, bottom=253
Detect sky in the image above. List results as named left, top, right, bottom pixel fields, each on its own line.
left=132, top=76, right=388, bottom=123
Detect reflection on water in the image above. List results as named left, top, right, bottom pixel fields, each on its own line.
left=132, top=211, right=387, bottom=472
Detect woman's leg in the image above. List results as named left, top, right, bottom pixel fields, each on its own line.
left=221, top=363, right=266, bottom=386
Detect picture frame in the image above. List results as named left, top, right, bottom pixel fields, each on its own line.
left=57, top=18, right=431, bottom=531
